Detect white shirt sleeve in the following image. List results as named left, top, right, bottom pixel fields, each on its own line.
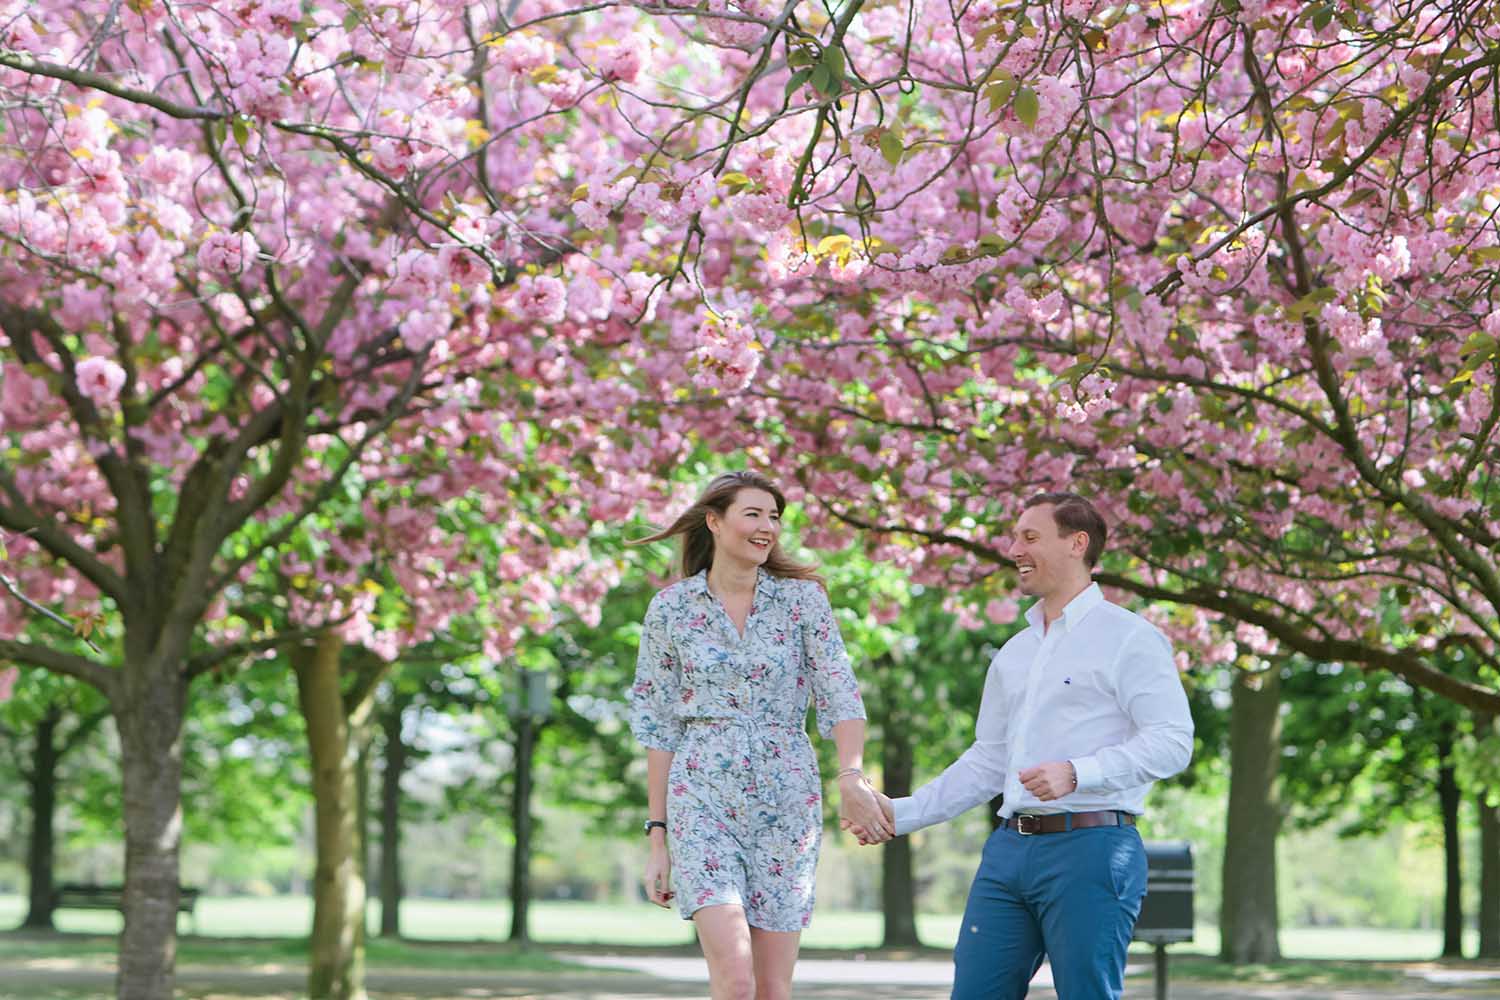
left=1069, top=623, right=1194, bottom=793
left=891, top=654, right=1010, bottom=836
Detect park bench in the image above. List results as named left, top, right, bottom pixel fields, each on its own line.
left=54, top=883, right=202, bottom=931
left=1135, top=842, right=1194, bottom=1000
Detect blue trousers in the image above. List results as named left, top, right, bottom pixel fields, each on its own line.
left=951, top=823, right=1147, bottom=1000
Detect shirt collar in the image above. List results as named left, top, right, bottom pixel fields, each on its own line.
left=1023, top=581, right=1104, bottom=633
left=689, top=567, right=777, bottom=601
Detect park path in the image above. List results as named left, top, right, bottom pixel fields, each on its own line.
left=2, top=954, right=1499, bottom=999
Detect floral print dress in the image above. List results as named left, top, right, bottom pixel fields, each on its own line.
left=629, top=569, right=866, bottom=931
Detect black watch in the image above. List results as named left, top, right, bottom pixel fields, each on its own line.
left=643, top=819, right=667, bottom=836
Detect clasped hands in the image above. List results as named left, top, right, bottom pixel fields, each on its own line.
left=838, top=771, right=895, bottom=846
left=840, top=760, right=1076, bottom=846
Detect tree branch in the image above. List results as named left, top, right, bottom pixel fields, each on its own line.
left=0, top=641, right=116, bottom=699
left=0, top=49, right=224, bottom=120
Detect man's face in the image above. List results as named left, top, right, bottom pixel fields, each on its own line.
left=1010, top=503, right=1086, bottom=598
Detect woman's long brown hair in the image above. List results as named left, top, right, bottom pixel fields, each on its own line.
left=633, top=471, right=822, bottom=582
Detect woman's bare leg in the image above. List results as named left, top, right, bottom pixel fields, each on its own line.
left=749, top=926, right=801, bottom=1000
left=694, top=904, right=756, bottom=1000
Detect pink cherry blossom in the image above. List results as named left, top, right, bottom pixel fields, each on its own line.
left=512, top=274, right=567, bottom=324
left=75, top=356, right=127, bottom=407
left=197, top=230, right=259, bottom=274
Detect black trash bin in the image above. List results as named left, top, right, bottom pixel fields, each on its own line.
left=1133, top=841, right=1194, bottom=1000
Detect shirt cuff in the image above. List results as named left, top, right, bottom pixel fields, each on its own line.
left=1070, top=755, right=1103, bottom=793
left=892, top=795, right=921, bottom=837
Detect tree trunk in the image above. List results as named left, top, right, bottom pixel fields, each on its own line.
left=378, top=700, right=406, bottom=939
left=509, top=712, right=536, bottom=944
left=295, top=632, right=368, bottom=1000
left=1479, top=786, right=1499, bottom=959
left=115, top=667, right=188, bottom=1000
left=1479, top=712, right=1500, bottom=960
left=1436, top=720, right=1464, bottom=959
left=355, top=730, right=371, bottom=898
left=1220, top=664, right=1282, bottom=964
left=880, top=724, right=919, bottom=948
left=22, top=706, right=61, bottom=930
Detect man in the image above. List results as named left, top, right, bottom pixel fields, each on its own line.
left=874, top=492, right=1193, bottom=1000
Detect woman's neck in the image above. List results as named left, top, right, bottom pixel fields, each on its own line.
left=706, top=559, right=759, bottom=599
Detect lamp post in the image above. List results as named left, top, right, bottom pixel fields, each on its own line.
left=508, top=669, right=552, bottom=945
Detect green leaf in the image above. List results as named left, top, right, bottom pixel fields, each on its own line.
left=231, top=115, right=250, bottom=149
left=1469, top=246, right=1500, bottom=263
left=787, top=47, right=817, bottom=69
left=1013, top=86, right=1039, bottom=128
left=822, top=45, right=845, bottom=82
left=973, top=23, right=1007, bottom=49
left=814, top=47, right=844, bottom=98
left=1285, top=285, right=1339, bottom=318
left=1460, top=331, right=1498, bottom=362
left=984, top=79, right=1016, bottom=115
left=1310, top=4, right=1334, bottom=30
left=718, top=171, right=754, bottom=194
left=810, top=64, right=835, bottom=97
left=784, top=68, right=813, bottom=100
left=1056, top=359, right=1097, bottom=388
left=854, top=173, right=877, bottom=214
left=878, top=130, right=904, bottom=167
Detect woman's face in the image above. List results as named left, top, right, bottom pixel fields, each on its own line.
left=708, top=488, right=781, bottom=569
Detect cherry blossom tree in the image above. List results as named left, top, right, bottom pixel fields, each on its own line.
left=4, top=1, right=1498, bottom=996
left=0, top=2, right=674, bottom=996
left=574, top=0, right=1500, bottom=711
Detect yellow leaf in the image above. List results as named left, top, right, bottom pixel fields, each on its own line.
left=464, top=120, right=491, bottom=145
left=815, top=234, right=853, bottom=256
left=530, top=64, right=558, bottom=84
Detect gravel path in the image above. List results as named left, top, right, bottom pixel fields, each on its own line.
left=2, top=954, right=1498, bottom=999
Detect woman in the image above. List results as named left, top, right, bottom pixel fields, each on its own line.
left=629, top=470, right=893, bottom=1000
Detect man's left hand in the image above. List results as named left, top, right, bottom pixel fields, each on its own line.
left=1018, top=761, right=1076, bottom=801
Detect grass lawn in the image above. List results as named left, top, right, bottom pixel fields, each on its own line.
left=0, top=893, right=1478, bottom=960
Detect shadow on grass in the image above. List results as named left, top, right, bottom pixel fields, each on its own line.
left=0, top=928, right=588, bottom=973
left=1162, top=954, right=1454, bottom=986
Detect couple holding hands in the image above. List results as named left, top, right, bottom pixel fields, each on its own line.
left=629, top=471, right=1194, bottom=1000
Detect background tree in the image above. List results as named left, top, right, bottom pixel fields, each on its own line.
left=826, top=551, right=1014, bottom=948
left=0, top=671, right=109, bottom=930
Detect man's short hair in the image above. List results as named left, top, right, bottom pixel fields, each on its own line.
left=1022, top=492, right=1107, bottom=568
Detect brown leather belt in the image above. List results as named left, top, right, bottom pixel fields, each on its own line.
left=1001, top=810, right=1137, bottom=835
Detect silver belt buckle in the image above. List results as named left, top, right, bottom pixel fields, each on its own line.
left=1014, top=814, right=1040, bottom=836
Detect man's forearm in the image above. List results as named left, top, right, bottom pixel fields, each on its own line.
left=892, top=742, right=1008, bottom=836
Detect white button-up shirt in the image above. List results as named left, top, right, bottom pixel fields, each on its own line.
left=892, top=583, right=1193, bottom=836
